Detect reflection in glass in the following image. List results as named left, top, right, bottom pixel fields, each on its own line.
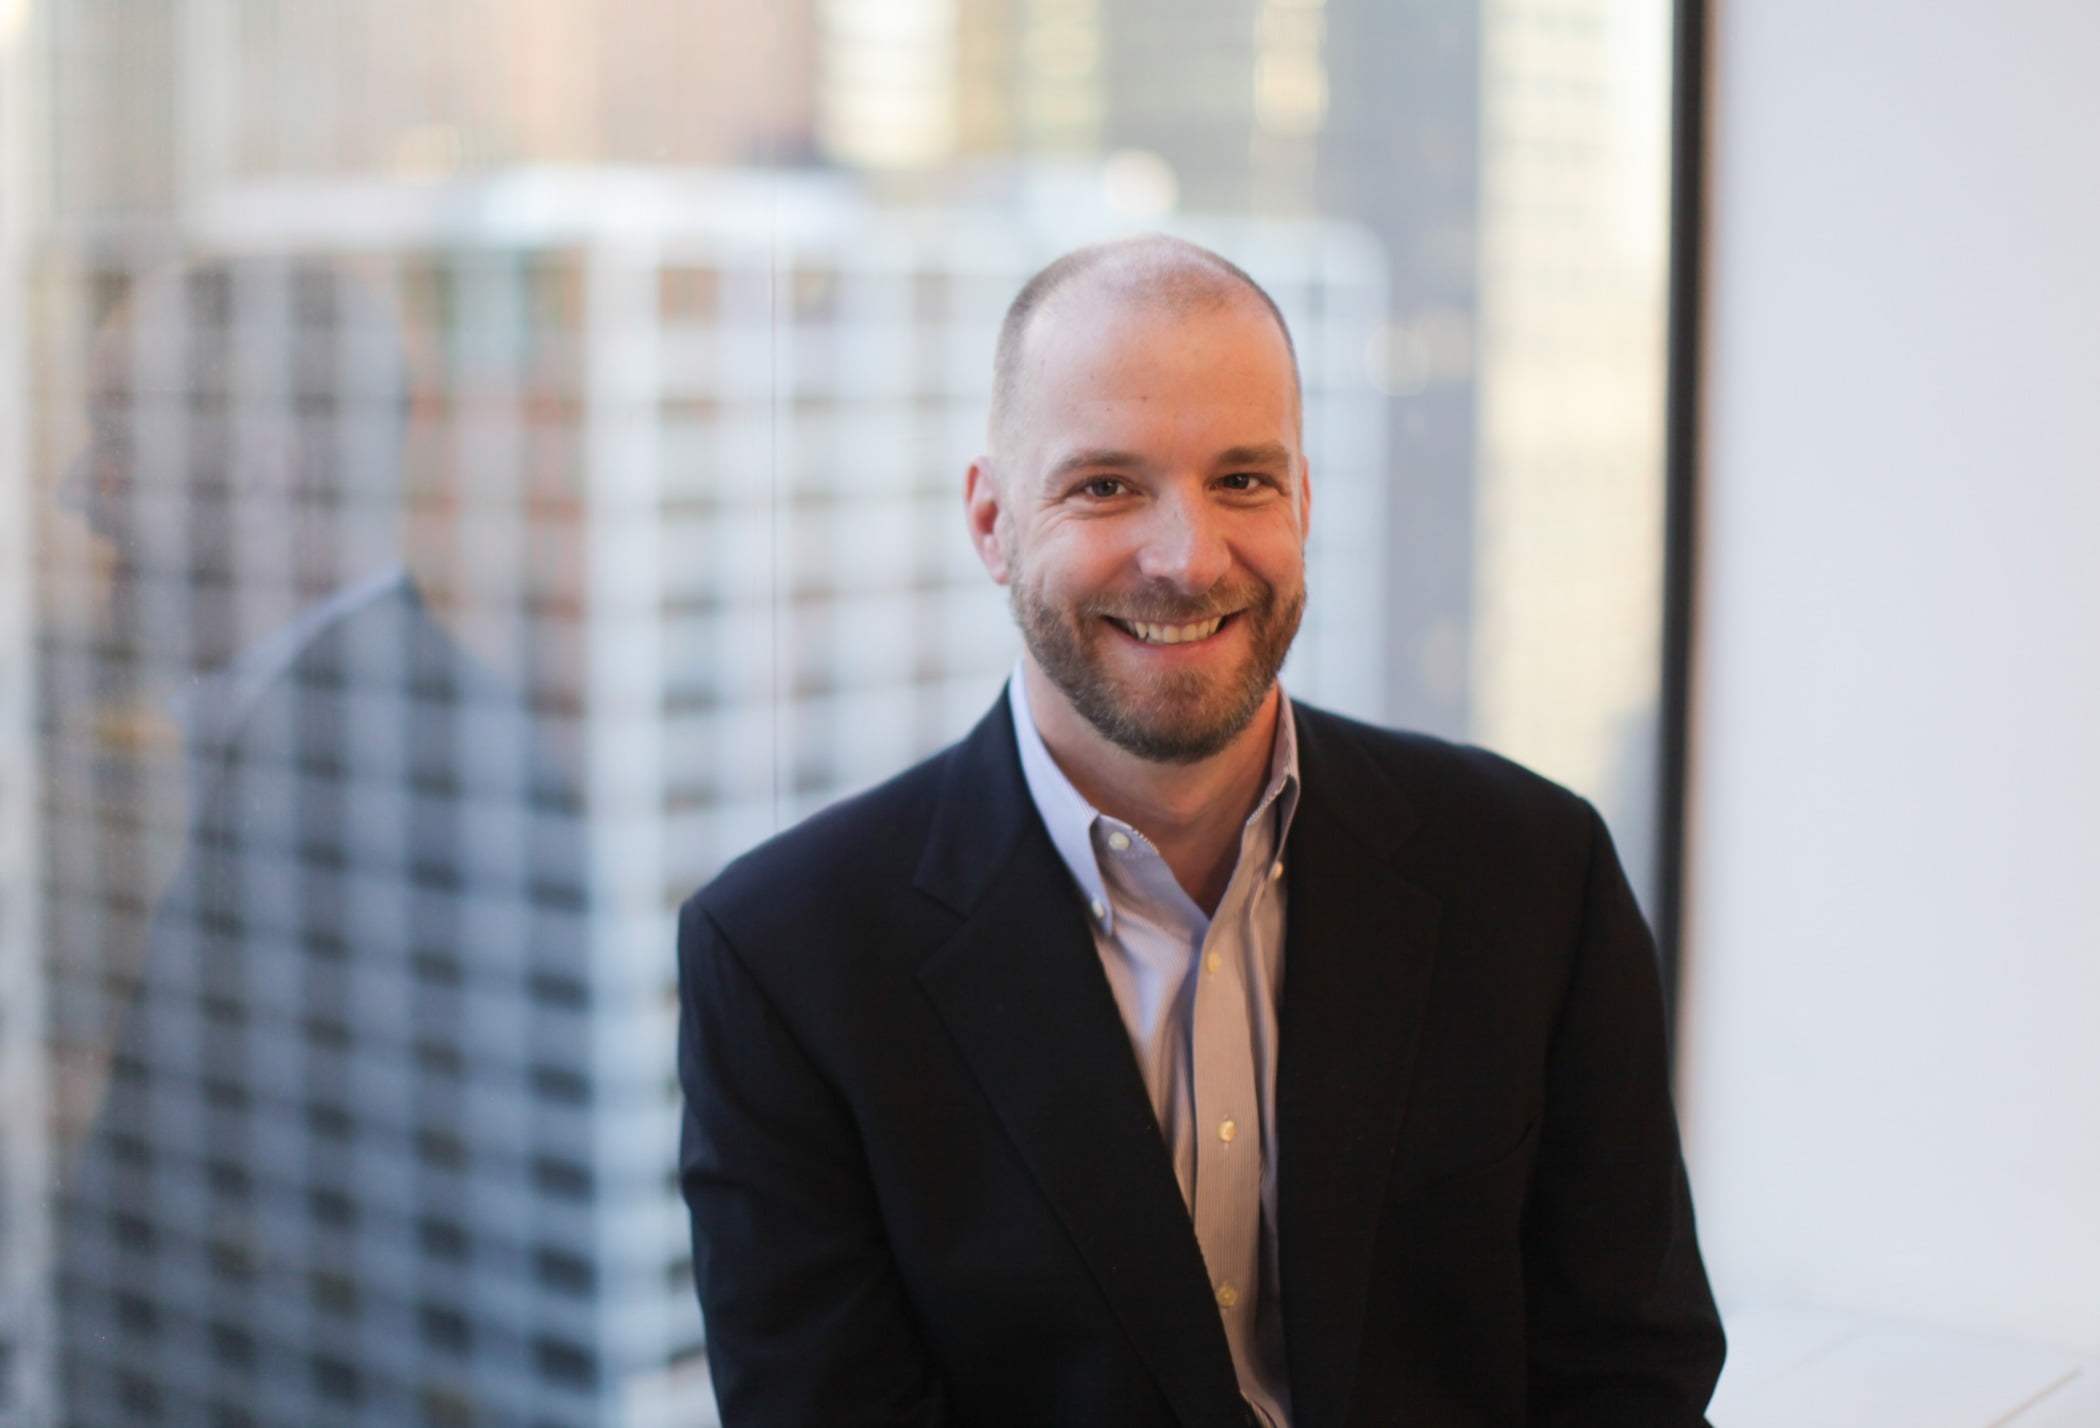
left=2, top=1, right=1674, bottom=1423
left=48, top=258, right=594, bottom=1425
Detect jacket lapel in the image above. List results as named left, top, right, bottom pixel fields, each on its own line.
left=1276, top=707, right=1444, bottom=1428
left=913, top=694, right=1246, bottom=1428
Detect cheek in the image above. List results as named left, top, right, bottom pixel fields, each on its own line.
left=1214, top=543, right=1290, bottom=601
left=1017, top=529, right=1124, bottom=597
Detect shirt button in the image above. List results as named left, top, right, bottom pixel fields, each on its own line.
left=1215, top=1283, right=1239, bottom=1309
left=1089, top=898, right=1107, bottom=921
left=1106, top=830, right=1132, bottom=852
left=1218, top=1118, right=1238, bottom=1143
left=1204, top=951, right=1221, bottom=975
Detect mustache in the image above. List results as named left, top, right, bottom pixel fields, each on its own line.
left=1073, top=581, right=1271, bottom=625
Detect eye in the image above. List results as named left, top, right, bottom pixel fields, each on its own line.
left=1219, top=472, right=1265, bottom=492
left=1079, top=476, right=1126, bottom=499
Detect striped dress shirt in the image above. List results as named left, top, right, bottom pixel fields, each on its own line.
left=1010, top=670, right=1300, bottom=1428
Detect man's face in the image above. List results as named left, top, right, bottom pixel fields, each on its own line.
left=64, top=294, right=304, bottom=676
left=65, top=311, right=232, bottom=666
left=972, top=288, right=1311, bottom=763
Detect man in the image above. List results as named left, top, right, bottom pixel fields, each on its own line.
left=677, top=235, right=1724, bottom=1427
left=54, top=259, right=590, bottom=1427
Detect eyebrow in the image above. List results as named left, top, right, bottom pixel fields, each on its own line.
left=1214, top=442, right=1294, bottom=470
left=1045, top=447, right=1147, bottom=481
left=1044, top=442, right=1295, bottom=482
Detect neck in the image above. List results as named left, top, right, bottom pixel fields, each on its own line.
left=1021, top=657, right=1280, bottom=914
left=147, top=556, right=400, bottom=686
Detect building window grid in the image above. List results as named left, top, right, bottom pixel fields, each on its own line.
left=15, top=0, right=1680, bottom=1382
left=22, top=216, right=1387, bottom=1428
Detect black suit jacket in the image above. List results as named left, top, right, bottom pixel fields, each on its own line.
left=678, top=693, right=1724, bottom=1428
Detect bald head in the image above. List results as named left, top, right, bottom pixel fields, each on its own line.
left=70, top=257, right=416, bottom=673
left=988, top=235, right=1301, bottom=461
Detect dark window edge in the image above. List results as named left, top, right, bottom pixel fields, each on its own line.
left=1657, top=0, right=1710, bottom=1020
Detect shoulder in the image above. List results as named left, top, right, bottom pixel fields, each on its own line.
left=1294, top=700, right=1593, bottom=831
left=1290, top=700, right=1609, bottom=912
left=683, top=738, right=959, bottom=947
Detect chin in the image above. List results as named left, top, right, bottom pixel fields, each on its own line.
left=1069, top=663, right=1275, bottom=764
left=1013, top=575, right=1303, bottom=764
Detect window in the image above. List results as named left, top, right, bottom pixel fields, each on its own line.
left=114, top=1292, right=158, bottom=1338
left=535, top=1248, right=597, bottom=1298
left=303, top=1015, right=352, bottom=1049
left=530, top=1064, right=591, bottom=1106
left=414, top=1040, right=465, bottom=1078
left=204, top=1080, right=252, bottom=1114
left=418, top=1303, right=473, bottom=1357
left=209, top=1323, right=257, bottom=1373
left=308, top=1188, right=355, bottom=1229
left=534, top=1338, right=599, bottom=1391
left=530, top=1157, right=594, bottom=1203
left=207, top=1241, right=258, bottom=1286
left=200, top=993, right=248, bottom=1028
left=5, top=1, right=1687, bottom=1421
left=117, top=1374, right=161, bottom=1420
left=418, top=1219, right=471, bottom=1264
left=207, top=1159, right=253, bottom=1201
left=312, top=1355, right=362, bottom=1405
left=665, top=1257, right=694, bottom=1294
left=413, top=953, right=465, bottom=988
left=310, top=1270, right=360, bottom=1317
left=420, top=1383, right=476, bottom=1426
left=305, top=1102, right=354, bottom=1141
left=415, top=1130, right=470, bottom=1172
left=528, top=973, right=589, bottom=1011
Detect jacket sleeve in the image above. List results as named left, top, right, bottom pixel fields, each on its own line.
left=677, top=897, right=952, bottom=1428
left=1521, top=805, right=1726, bottom=1426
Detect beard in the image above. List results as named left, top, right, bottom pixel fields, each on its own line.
left=1011, top=568, right=1305, bottom=764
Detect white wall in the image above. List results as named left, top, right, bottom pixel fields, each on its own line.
left=1679, top=0, right=2100, bottom=1356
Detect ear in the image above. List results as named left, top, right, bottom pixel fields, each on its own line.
left=965, top=456, right=1013, bottom=585
left=1296, top=456, right=1314, bottom=541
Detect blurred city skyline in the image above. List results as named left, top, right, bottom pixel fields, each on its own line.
left=0, top=1, right=1676, bottom=1423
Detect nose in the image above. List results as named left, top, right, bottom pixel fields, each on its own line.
left=56, top=447, right=107, bottom=529
left=57, top=442, right=125, bottom=541
left=1133, top=482, right=1232, bottom=594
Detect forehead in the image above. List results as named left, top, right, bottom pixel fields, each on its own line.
left=1008, top=287, right=1300, bottom=461
left=87, top=293, right=204, bottom=405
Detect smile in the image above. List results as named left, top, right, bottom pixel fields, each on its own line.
left=1107, top=614, right=1231, bottom=646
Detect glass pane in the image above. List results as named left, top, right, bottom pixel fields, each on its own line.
left=0, top=0, right=1674, bottom=1422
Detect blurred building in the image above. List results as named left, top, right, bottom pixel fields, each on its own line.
left=27, top=168, right=1386, bottom=1428
left=1470, top=0, right=1673, bottom=892
left=814, top=0, right=1674, bottom=894
left=1, top=4, right=51, bottom=1420
left=12, top=1, right=1674, bottom=1425
left=36, top=0, right=1672, bottom=883
left=36, top=252, right=614, bottom=1428
left=822, top=0, right=1492, bottom=737
left=42, top=0, right=818, bottom=217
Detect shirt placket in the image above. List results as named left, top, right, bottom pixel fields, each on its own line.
left=1188, top=820, right=1271, bottom=1363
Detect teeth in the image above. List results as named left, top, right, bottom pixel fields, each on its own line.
left=1123, top=616, right=1226, bottom=646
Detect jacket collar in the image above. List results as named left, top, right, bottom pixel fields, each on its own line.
left=1005, top=666, right=1304, bottom=941
left=912, top=691, right=1248, bottom=1426
left=1275, top=707, right=1441, bottom=1428
left=911, top=693, right=1445, bottom=1428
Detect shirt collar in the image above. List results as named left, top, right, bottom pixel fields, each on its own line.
left=1008, top=660, right=1302, bottom=934
left=172, top=562, right=410, bottom=753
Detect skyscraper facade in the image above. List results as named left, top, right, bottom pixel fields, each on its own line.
left=6, top=2, right=1676, bottom=1424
